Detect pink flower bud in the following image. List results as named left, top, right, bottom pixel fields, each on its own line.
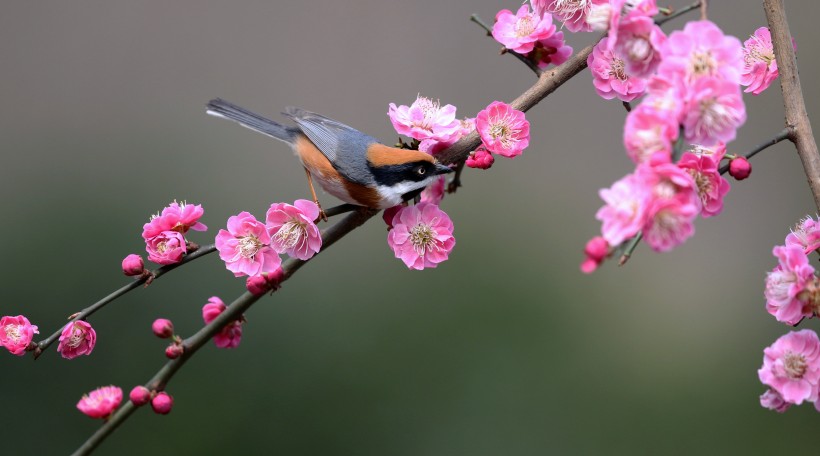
left=580, top=257, right=599, bottom=274
left=382, top=205, right=402, bottom=230
left=129, top=386, right=152, bottom=406
left=57, top=320, right=96, bottom=359
left=165, top=343, right=184, bottom=359
left=246, top=275, right=269, bottom=296
left=265, top=267, right=284, bottom=291
left=121, top=254, right=145, bottom=276
left=584, top=236, right=609, bottom=262
left=151, top=391, right=173, bottom=415
left=466, top=148, right=495, bottom=170
left=729, top=156, right=752, bottom=180
left=151, top=319, right=174, bottom=338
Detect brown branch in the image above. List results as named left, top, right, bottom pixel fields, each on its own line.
left=765, top=0, right=820, bottom=211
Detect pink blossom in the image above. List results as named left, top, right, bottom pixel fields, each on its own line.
left=151, top=391, right=174, bottom=415
left=742, top=27, right=780, bottom=95
left=595, top=173, right=647, bottom=246
left=151, top=319, right=174, bottom=338
left=682, top=76, right=746, bottom=145
left=611, top=16, right=666, bottom=78
left=420, top=176, right=446, bottom=205
left=760, top=388, right=791, bottom=413
left=142, top=201, right=207, bottom=240
left=623, top=104, right=678, bottom=164
left=786, top=216, right=820, bottom=254
left=658, top=20, right=743, bottom=85
left=0, top=315, right=38, bottom=356
left=215, top=211, right=281, bottom=277
left=417, top=118, right=475, bottom=157
left=533, top=0, right=608, bottom=33
left=387, top=202, right=455, bottom=270
left=642, top=73, right=686, bottom=122
left=388, top=96, right=462, bottom=143
left=466, top=147, right=495, bottom=170
left=588, top=39, right=647, bottom=102
left=58, top=321, right=97, bottom=359
left=202, top=297, right=243, bottom=349
left=77, top=385, right=122, bottom=419
left=492, top=5, right=557, bottom=54
left=676, top=146, right=730, bottom=218
left=531, top=32, right=573, bottom=68
left=476, top=101, right=530, bottom=158
left=265, top=200, right=322, bottom=260
left=765, top=245, right=816, bottom=325
left=145, top=230, right=187, bottom=265
left=758, top=329, right=820, bottom=405
left=636, top=160, right=701, bottom=252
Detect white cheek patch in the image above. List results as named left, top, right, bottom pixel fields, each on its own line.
left=376, top=175, right=440, bottom=208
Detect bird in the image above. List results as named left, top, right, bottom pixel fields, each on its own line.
left=206, top=99, right=452, bottom=218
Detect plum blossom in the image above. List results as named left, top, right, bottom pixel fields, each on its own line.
left=533, top=0, right=608, bottom=33
left=77, top=386, right=122, bottom=419
left=476, top=101, right=530, bottom=158
left=765, top=244, right=816, bottom=325
left=57, top=320, right=97, bottom=359
left=611, top=16, right=666, bottom=78
left=760, top=388, right=791, bottom=413
left=121, top=254, right=144, bottom=276
left=388, top=96, right=462, bottom=143
left=623, top=103, right=678, bottom=164
left=265, top=200, right=322, bottom=260
left=758, top=330, right=820, bottom=405
left=595, top=173, right=648, bottom=247
left=0, top=315, right=38, bottom=356
left=588, top=39, right=647, bottom=102
left=492, top=5, right=557, bottom=54
left=741, top=27, right=780, bottom=95
left=530, top=32, right=573, bottom=69
left=786, top=216, right=820, bottom=254
left=636, top=160, right=701, bottom=252
left=420, top=176, right=446, bottom=205
left=142, top=201, right=207, bottom=240
left=145, top=230, right=187, bottom=265
left=202, top=296, right=243, bottom=349
left=387, top=202, right=455, bottom=270
left=658, top=20, right=743, bottom=85
left=676, top=144, right=730, bottom=218
left=682, top=76, right=746, bottom=145
left=215, top=211, right=281, bottom=277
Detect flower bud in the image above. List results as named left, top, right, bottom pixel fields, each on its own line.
left=151, top=319, right=174, bottom=339
left=121, top=254, right=145, bottom=276
left=465, top=148, right=494, bottom=170
left=151, top=391, right=173, bottom=415
left=129, top=386, right=152, bottom=406
left=584, top=236, right=609, bottom=262
left=246, top=275, right=269, bottom=296
left=729, top=156, right=752, bottom=180
left=165, top=343, right=183, bottom=359
left=265, top=267, right=285, bottom=291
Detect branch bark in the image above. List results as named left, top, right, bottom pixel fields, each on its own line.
left=765, top=0, right=820, bottom=211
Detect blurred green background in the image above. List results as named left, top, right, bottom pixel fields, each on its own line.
left=2, top=1, right=820, bottom=454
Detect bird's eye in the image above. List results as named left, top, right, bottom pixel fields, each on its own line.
left=416, top=166, right=426, bottom=176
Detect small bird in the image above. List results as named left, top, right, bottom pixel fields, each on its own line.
left=206, top=99, right=452, bottom=216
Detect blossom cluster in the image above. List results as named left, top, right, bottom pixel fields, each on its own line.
left=491, top=4, right=572, bottom=70
left=141, top=201, right=207, bottom=266
left=215, top=199, right=320, bottom=279
left=1, top=313, right=99, bottom=360
left=76, top=384, right=175, bottom=419
left=386, top=95, right=533, bottom=269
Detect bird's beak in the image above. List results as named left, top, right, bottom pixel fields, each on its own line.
left=435, top=163, right=454, bottom=175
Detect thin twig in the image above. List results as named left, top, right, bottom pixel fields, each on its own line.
left=764, top=0, right=820, bottom=212
left=470, top=14, right=543, bottom=76
left=718, top=128, right=790, bottom=174
left=618, top=231, right=643, bottom=266
left=699, top=0, right=708, bottom=20
left=655, top=1, right=702, bottom=26
left=34, top=245, right=217, bottom=359
left=71, top=208, right=378, bottom=456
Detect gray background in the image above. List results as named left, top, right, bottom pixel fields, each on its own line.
left=2, top=1, right=819, bottom=454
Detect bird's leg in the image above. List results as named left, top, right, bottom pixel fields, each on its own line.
left=304, top=168, right=327, bottom=222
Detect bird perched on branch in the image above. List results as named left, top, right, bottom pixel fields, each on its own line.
left=206, top=99, right=452, bottom=219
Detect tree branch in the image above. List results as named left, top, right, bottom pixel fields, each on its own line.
left=765, top=0, right=820, bottom=212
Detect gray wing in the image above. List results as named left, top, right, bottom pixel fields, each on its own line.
left=283, top=107, right=379, bottom=185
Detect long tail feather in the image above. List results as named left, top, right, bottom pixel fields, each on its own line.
left=206, top=98, right=297, bottom=144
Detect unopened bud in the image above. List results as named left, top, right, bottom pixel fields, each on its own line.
left=121, top=254, right=145, bottom=276
left=151, top=391, right=174, bottom=415
left=264, top=267, right=284, bottom=291
left=165, top=343, right=184, bottom=359
left=151, top=319, right=174, bottom=339
left=129, top=386, right=152, bottom=406
left=584, top=236, right=609, bottom=262
left=729, top=156, right=752, bottom=180
left=246, top=275, right=269, bottom=296
left=465, top=147, right=494, bottom=170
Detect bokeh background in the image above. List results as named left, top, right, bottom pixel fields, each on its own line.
left=2, top=1, right=819, bottom=454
